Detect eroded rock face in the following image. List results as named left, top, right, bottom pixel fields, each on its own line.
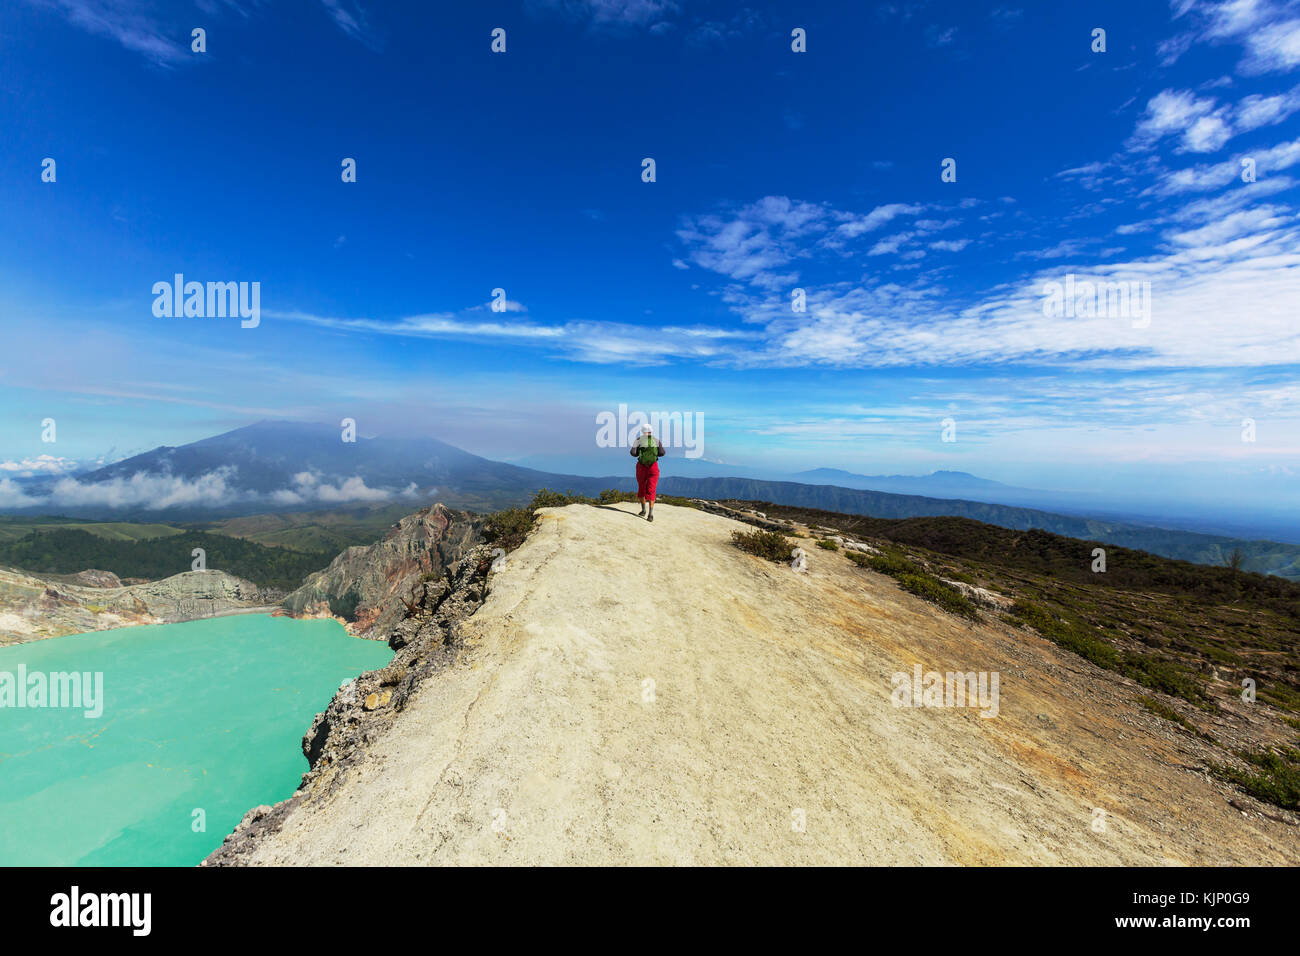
left=279, top=504, right=485, bottom=639
left=59, top=569, right=123, bottom=589
left=205, top=542, right=497, bottom=866
left=0, top=566, right=270, bottom=646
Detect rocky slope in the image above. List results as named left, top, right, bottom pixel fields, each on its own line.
left=0, top=566, right=270, bottom=646
left=277, top=503, right=484, bottom=638
left=207, top=502, right=1299, bottom=866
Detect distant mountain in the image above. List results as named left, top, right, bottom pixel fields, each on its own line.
left=76, top=421, right=525, bottom=494
left=512, top=452, right=779, bottom=481
left=16, top=421, right=613, bottom=518
left=654, top=477, right=1300, bottom=581
left=792, top=468, right=1030, bottom=498
left=6, top=421, right=1300, bottom=580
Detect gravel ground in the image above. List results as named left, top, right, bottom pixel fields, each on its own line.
left=221, top=502, right=1299, bottom=865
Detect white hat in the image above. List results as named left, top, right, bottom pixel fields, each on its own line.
left=641, top=423, right=653, bottom=433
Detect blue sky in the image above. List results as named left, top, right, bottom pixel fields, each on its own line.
left=2, top=0, right=1299, bottom=520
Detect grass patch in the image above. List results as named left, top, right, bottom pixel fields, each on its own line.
left=861, top=551, right=923, bottom=577
left=706, top=499, right=1300, bottom=720
left=1008, top=599, right=1210, bottom=708
left=816, top=539, right=839, bottom=551
left=731, top=529, right=793, bottom=563
left=845, top=547, right=978, bottom=620
left=895, top=572, right=980, bottom=620
left=1138, top=695, right=1212, bottom=739
left=1209, top=747, right=1300, bottom=811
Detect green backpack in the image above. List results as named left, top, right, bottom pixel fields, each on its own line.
left=636, top=439, right=660, bottom=466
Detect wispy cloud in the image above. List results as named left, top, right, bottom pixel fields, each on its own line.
left=318, top=0, right=378, bottom=48
left=26, top=0, right=378, bottom=63
left=267, top=308, right=760, bottom=366
left=529, top=0, right=679, bottom=30
left=31, top=0, right=188, bottom=65
left=1160, top=0, right=1300, bottom=75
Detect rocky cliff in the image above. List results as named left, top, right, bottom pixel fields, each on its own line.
left=0, top=566, right=271, bottom=646
left=277, top=503, right=485, bottom=639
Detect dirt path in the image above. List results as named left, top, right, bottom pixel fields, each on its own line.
left=232, top=503, right=1298, bottom=865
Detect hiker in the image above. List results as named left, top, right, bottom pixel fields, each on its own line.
left=630, top=422, right=666, bottom=521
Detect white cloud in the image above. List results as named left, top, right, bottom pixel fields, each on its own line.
left=1, top=466, right=423, bottom=511
left=1161, top=0, right=1300, bottom=74
left=45, top=467, right=244, bottom=509
left=1148, top=135, right=1300, bottom=194
left=0, top=479, right=41, bottom=508
left=1130, top=89, right=1233, bottom=153
left=834, top=203, right=923, bottom=239
left=1239, top=15, right=1300, bottom=73
left=269, top=472, right=417, bottom=505
left=1236, top=85, right=1300, bottom=128
left=675, top=196, right=826, bottom=289
left=0, top=455, right=83, bottom=477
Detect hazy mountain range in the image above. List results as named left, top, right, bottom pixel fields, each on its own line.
left=4, top=421, right=1299, bottom=580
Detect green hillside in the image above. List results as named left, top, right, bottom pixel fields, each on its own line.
left=0, top=528, right=334, bottom=592
left=0, top=516, right=184, bottom=544
left=729, top=499, right=1300, bottom=718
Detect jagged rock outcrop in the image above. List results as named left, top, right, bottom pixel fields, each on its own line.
left=55, top=569, right=124, bottom=588
left=690, top=498, right=799, bottom=533
left=0, top=566, right=271, bottom=645
left=278, top=503, right=485, bottom=639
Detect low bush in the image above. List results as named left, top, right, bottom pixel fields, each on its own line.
left=1008, top=599, right=1210, bottom=708
left=1138, top=695, right=1212, bottom=739
left=731, top=528, right=793, bottom=563
left=895, top=572, right=980, bottom=620
left=1209, top=747, right=1300, bottom=811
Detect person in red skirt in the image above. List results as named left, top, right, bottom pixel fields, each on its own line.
left=629, top=422, right=666, bottom=521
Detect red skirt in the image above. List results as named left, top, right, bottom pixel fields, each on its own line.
left=635, top=462, right=659, bottom=501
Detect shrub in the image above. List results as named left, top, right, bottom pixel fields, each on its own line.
left=483, top=507, right=534, bottom=552
left=1008, top=600, right=1210, bottom=708
left=842, top=544, right=977, bottom=620
left=1209, top=747, right=1300, bottom=811
left=863, top=552, right=923, bottom=577
left=816, top=539, right=839, bottom=551
left=1138, top=695, right=1211, bottom=739
left=731, top=529, right=793, bottom=563
left=530, top=488, right=596, bottom=510
left=895, top=572, right=980, bottom=620
left=1009, top=599, right=1121, bottom=670
left=1122, top=654, right=1207, bottom=705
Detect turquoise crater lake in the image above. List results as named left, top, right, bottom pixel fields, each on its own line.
left=0, top=615, right=391, bottom=866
